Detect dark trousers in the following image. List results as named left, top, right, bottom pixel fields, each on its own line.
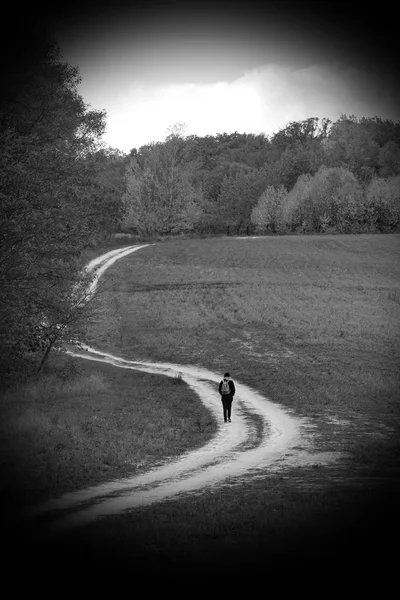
left=221, top=397, right=233, bottom=422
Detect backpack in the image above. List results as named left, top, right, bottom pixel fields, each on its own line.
left=221, top=380, right=231, bottom=395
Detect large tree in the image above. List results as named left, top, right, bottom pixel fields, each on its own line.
left=271, top=117, right=331, bottom=153
left=251, top=185, right=288, bottom=233
left=0, top=27, right=109, bottom=377
left=324, top=115, right=380, bottom=181
left=218, top=166, right=267, bottom=234
left=378, top=141, right=400, bottom=177
left=284, top=166, right=364, bottom=233
left=121, top=125, right=202, bottom=234
left=364, top=176, right=400, bottom=231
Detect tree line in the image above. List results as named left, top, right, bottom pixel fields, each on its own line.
left=121, top=116, right=400, bottom=236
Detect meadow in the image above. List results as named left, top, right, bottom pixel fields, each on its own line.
left=90, top=234, right=400, bottom=421
left=3, top=233, right=400, bottom=573
left=0, top=354, right=216, bottom=511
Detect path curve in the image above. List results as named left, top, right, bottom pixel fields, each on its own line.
left=24, top=244, right=342, bottom=533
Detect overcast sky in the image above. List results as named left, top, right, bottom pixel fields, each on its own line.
left=43, top=1, right=400, bottom=153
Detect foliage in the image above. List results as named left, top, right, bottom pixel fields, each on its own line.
left=121, top=131, right=203, bottom=235
left=0, top=28, right=110, bottom=378
left=284, top=167, right=364, bottom=233
left=271, top=117, right=331, bottom=151
left=324, top=115, right=380, bottom=181
left=218, top=167, right=267, bottom=234
left=363, top=176, right=400, bottom=231
left=358, top=116, right=400, bottom=147
left=378, top=141, right=400, bottom=177
left=251, top=185, right=288, bottom=233
left=282, top=173, right=314, bottom=231
left=85, top=147, right=129, bottom=234
left=266, top=139, right=326, bottom=190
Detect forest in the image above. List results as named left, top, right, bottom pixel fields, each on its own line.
left=1, top=29, right=399, bottom=379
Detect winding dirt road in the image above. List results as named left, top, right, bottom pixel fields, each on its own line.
left=24, top=244, right=342, bottom=533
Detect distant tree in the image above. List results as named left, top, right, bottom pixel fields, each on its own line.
left=271, top=117, right=331, bottom=152
left=311, top=167, right=364, bottom=232
left=202, top=164, right=230, bottom=202
left=120, top=161, right=160, bottom=234
left=0, top=28, right=108, bottom=376
left=121, top=124, right=202, bottom=234
left=285, top=167, right=363, bottom=233
left=283, top=173, right=314, bottom=232
left=378, top=141, right=400, bottom=177
left=325, top=115, right=380, bottom=181
left=363, top=176, right=400, bottom=231
left=79, top=147, right=128, bottom=234
left=251, top=185, right=288, bottom=233
left=186, top=134, right=219, bottom=172
left=267, top=139, right=326, bottom=190
left=359, top=116, right=400, bottom=148
left=218, top=167, right=267, bottom=234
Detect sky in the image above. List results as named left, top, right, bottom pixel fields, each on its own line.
left=36, top=1, right=400, bottom=152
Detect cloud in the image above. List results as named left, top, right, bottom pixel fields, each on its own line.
left=103, top=63, right=400, bottom=151
left=240, top=63, right=399, bottom=132
left=105, top=78, right=266, bottom=150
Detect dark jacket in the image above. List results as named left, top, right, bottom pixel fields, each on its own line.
left=219, top=378, right=235, bottom=399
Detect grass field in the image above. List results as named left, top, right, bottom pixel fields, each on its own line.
left=3, top=233, right=400, bottom=574
left=0, top=355, right=216, bottom=511
left=89, top=234, right=400, bottom=419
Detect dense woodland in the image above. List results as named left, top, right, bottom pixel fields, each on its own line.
left=122, top=118, right=400, bottom=236
left=1, top=31, right=399, bottom=378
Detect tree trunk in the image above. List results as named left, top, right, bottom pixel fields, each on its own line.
left=37, top=333, right=59, bottom=373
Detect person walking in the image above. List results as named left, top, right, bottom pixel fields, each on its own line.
left=219, top=372, right=235, bottom=423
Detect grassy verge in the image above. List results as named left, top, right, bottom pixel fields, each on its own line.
left=0, top=352, right=217, bottom=511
